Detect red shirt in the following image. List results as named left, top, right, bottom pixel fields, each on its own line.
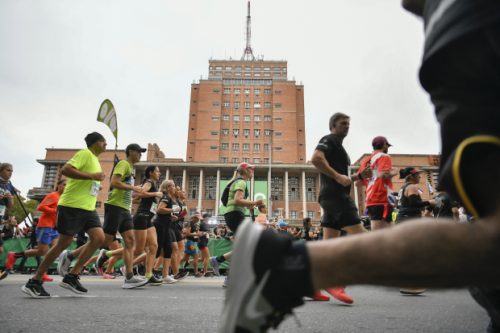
left=358, top=152, right=395, bottom=207
left=38, top=192, right=61, bottom=228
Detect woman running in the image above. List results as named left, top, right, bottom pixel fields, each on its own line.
left=172, top=187, right=188, bottom=280
left=395, top=167, right=436, bottom=223
left=6, top=179, right=67, bottom=282
left=302, top=217, right=318, bottom=241
left=179, top=212, right=204, bottom=278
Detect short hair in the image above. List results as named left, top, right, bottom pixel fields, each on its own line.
left=329, top=112, right=350, bottom=130
left=0, top=163, right=12, bottom=172
left=159, top=179, right=174, bottom=193
left=372, top=143, right=384, bottom=150
left=257, top=204, right=266, bottom=212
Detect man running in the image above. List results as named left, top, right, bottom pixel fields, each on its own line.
left=424, top=187, right=460, bottom=220
left=22, top=132, right=106, bottom=298
left=356, top=136, right=398, bottom=231
left=93, top=143, right=148, bottom=289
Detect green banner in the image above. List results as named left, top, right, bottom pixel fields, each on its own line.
left=218, top=180, right=267, bottom=215
left=97, top=99, right=118, bottom=140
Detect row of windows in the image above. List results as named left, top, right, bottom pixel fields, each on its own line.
left=217, top=129, right=282, bottom=136
left=222, top=79, right=273, bottom=86
left=270, top=176, right=317, bottom=201
left=215, top=88, right=279, bottom=95
left=210, top=66, right=286, bottom=71
left=273, top=210, right=316, bottom=219
left=221, top=157, right=270, bottom=164
left=213, top=72, right=282, bottom=77
left=219, top=115, right=281, bottom=122
left=216, top=101, right=281, bottom=108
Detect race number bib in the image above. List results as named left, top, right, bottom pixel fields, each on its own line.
left=150, top=202, right=158, bottom=214
left=89, top=182, right=100, bottom=197
left=172, top=205, right=179, bottom=214
left=348, top=165, right=352, bottom=179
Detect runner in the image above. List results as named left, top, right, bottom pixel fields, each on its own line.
left=178, top=213, right=204, bottom=278
left=302, top=218, right=317, bottom=241
left=309, top=112, right=373, bottom=303
left=167, top=186, right=187, bottom=280
left=172, top=187, right=188, bottom=280
left=356, top=136, right=398, bottom=231
left=11, top=218, right=42, bottom=275
left=91, top=143, right=149, bottom=289
left=208, top=162, right=264, bottom=286
left=424, top=187, right=460, bottom=220
left=187, top=213, right=211, bottom=277
left=6, top=179, right=67, bottom=281
left=22, top=132, right=107, bottom=298
left=0, top=163, right=15, bottom=280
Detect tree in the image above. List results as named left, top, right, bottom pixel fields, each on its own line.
left=9, top=196, right=38, bottom=226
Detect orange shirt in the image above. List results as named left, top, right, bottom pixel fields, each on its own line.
left=38, top=192, right=61, bottom=228
left=359, top=152, right=395, bottom=207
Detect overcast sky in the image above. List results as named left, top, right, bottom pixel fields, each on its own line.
left=0, top=0, right=440, bottom=196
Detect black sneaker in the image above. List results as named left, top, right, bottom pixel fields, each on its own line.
left=22, top=279, right=51, bottom=299
left=95, top=249, right=108, bottom=271
left=174, top=271, right=189, bottom=281
left=220, top=220, right=307, bottom=333
left=59, top=274, right=88, bottom=294
left=146, top=275, right=163, bottom=286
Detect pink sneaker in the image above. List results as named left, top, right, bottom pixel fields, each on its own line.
left=5, top=252, right=17, bottom=270
left=42, top=273, right=53, bottom=282
left=102, top=272, right=115, bottom=279
left=325, top=286, right=354, bottom=304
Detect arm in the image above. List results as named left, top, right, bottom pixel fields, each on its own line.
left=38, top=193, right=57, bottom=215
left=452, top=207, right=460, bottom=220
left=311, top=150, right=350, bottom=186
left=379, top=168, right=399, bottom=180
left=407, top=185, right=435, bottom=208
left=137, top=182, right=162, bottom=199
left=352, top=165, right=373, bottom=182
left=233, top=190, right=263, bottom=208
left=423, top=209, right=432, bottom=217
left=156, top=201, right=178, bottom=215
left=61, top=163, right=105, bottom=181
left=110, top=174, right=143, bottom=193
left=0, top=192, right=15, bottom=210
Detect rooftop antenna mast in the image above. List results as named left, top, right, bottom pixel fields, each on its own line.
left=241, top=1, right=255, bottom=61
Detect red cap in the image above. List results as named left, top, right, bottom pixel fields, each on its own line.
left=237, top=162, right=256, bottom=171
left=372, top=136, right=392, bottom=147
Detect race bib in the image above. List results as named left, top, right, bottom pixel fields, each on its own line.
left=348, top=165, right=351, bottom=179
left=0, top=204, right=5, bottom=217
left=172, top=205, right=179, bottom=214
left=89, top=182, right=100, bottom=197
left=150, top=202, right=158, bottom=214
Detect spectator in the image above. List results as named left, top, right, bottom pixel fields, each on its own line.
left=215, top=230, right=223, bottom=239
left=279, top=222, right=288, bottom=234
left=254, top=204, right=269, bottom=228
left=292, top=227, right=302, bottom=241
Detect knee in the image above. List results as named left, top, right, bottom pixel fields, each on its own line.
left=172, top=244, right=178, bottom=253
left=149, top=243, right=158, bottom=253
left=39, top=248, right=48, bottom=256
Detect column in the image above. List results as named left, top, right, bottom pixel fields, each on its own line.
left=268, top=168, right=272, bottom=214
left=198, top=168, right=203, bottom=212
left=182, top=168, right=187, bottom=190
left=251, top=176, right=255, bottom=201
left=166, top=167, right=170, bottom=180
left=215, top=168, right=221, bottom=216
left=302, top=170, right=307, bottom=219
left=285, top=169, right=289, bottom=219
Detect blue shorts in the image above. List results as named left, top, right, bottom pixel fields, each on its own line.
left=184, top=240, right=198, bottom=256
left=36, top=227, right=58, bottom=245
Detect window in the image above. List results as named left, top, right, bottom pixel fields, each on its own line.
left=234, top=101, right=240, bottom=108
left=306, top=177, right=317, bottom=201
left=255, top=67, right=261, bottom=71
left=172, top=175, right=182, bottom=189
left=226, top=66, right=232, bottom=70
left=243, top=158, right=250, bottom=163
left=235, top=72, right=241, bottom=76
left=275, top=117, right=282, bottom=122
left=235, top=66, right=241, bottom=71
left=264, top=67, right=270, bottom=71
left=213, top=89, right=220, bottom=93
left=254, top=158, right=260, bottom=164
left=209, top=66, right=212, bottom=70
left=204, top=175, right=217, bottom=199
left=274, top=103, right=282, bottom=108
left=221, top=143, right=229, bottom=150
left=188, top=175, right=200, bottom=199
left=273, top=67, right=280, bottom=71
left=223, top=101, right=230, bottom=107
left=233, top=129, right=239, bottom=135
left=216, top=72, right=222, bottom=76
left=264, top=115, right=271, bottom=122
left=232, top=143, right=239, bottom=150
left=255, top=73, right=261, bottom=76
left=275, top=132, right=282, bottom=136
left=254, top=129, right=261, bottom=136
left=290, top=211, right=298, bottom=219
left=264, top=73, right=271, bottom=77
left=274, top=90, right=281, bottom=94
left=289, top=177, right=300, bottom=201
left=265, top=129, right=272, bottom=136
left=243, top=143, right=250, bottom=150
left=234, top=88, right=241, bottom=94
left=211, top=131, right=218, bottom=135
left=244, top=101, right=250, bottom=108
left=210, top=146, right=217, bottom=150
left=224, top=88, right=231, bottom=94
left=216, top=66, right=222, bottom=70
left=189, top=209, right=197, bottom=217
left=222, top=115, right=229, bottom=121
left=96, top=202, right=102, bottom=208
left=254, top=102, right=261, bottom=108
left=232, top=157, right=239, bottom=163
left=233, top=115, right=240, bottom=121
left=254, top=143, right=260, bottom=150
left=206, top=209, right=214, bottom=216
left=243, top=115, right=250, bottom=122
left=221, top=157, right=228, bottom=163
left=225, top=72, right=232, bottom=76
left=283, top=67, right=287, bottom=71
left=275, top=147, right=282, bottom=151
left=245, top=66, right=251, bottom=71
left=307, top=211, right=315, bottom=219
left=264, top=158, right=269, bottom=163
left=245, top=72, right=251, bottom=76
left=273, top=210, right=281, bottom=218
left=255, top=88, right=261, bottom=95
left=264, top=143, right=269, bottom=150
left=271, top=176, right=283, bottom=201
left=254, top=115, right=261, bottom=121
left=213, top=102, right=219, bottom=107
left=243, top=129, right=250, bottom=135
left=265, top=102, right=271, bottom=108
left=244, top=88, right=251, bottom=94
left=264, top=89, right=271, bottom=95
left=255, top=176, right=267, bottom=181
left=222, top=129, right=229, bottom=135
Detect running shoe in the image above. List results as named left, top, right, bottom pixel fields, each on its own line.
left=102, top=272, right=115, bottom=279
left=400, top=288, right=426, bottom=295
left=22, top=279, right=50, bottom=299
left=122, top=275, right=148, bottom=289
left=112, top=271, right=121, bottom=277
left=60, top=274, right=88, bottom=294
left=11, top=270, right=22, bottom=275
left=94, top=264, right=104, bottom=276
left=5, top=252, right=18, bottom=270
left=220, top=220, right=307, bottom=333
left=309, top=291, right=330, bottom=301
left=194, top=272, right=204, bottom=278
left=325, top=287, right=354, bottom=304
left=0, top=270, right=9, bottom=280
left=203, top=272, right=214, bottom=278
left=161, top=275, right=177, bottom=284
left=120, top=266, right=125, bottom=277
left=42, top=273, right=53, bottom=282
left=222, top=276, right=228, bottom=288
left=95, top=249, right=108, bottom=271
left=57, top=250, right=72, bottom=277
left=209, top=256, right=221, bottom=276
left=146, top=275, right=163, bottom=286
left=173, top=271, right=188, bottom=281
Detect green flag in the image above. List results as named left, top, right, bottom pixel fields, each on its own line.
left=97, top=99, right=118, bottom=140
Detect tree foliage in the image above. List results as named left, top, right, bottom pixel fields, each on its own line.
left=9, top=196, right=38, bottom=225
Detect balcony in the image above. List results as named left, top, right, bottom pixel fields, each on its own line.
left=27, top=187, right=52, bottom=201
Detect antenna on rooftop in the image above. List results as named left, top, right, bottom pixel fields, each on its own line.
left=241, top=1, right=255, bottom=61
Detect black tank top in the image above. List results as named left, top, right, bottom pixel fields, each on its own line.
left=398, top=183, right=422, bottom=217
left=302, top=226, right=313, bottom=241
left=137, top=179, right=157, bottom=215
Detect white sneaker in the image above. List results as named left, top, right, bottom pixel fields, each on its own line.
left=122, top=275, right=148, bottom=289
left=57, top=250, right=72, bottom=277
left=161, top=275, right=177, bottom=284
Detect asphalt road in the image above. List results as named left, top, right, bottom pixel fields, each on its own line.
left=0, top=275, right=490, bottom=333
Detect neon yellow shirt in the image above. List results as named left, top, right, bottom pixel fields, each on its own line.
left=105, top=160, right=133, bottom=210
left=58, top=149, right=101, bottom=211
left=224, top=179, right=247, bottom=214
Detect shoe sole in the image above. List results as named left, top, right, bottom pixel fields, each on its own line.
left=176, top=274, right=188, bottom=281
left=146, top=282, right=163, bottom=286
left=57, top=251, right=71, bottom=277
left=59, top=281, right=88, bottom=294
left=0, top=271, right=9, bottom=281
left=220, top=220, right=263, bottom=333
left=22, top=286, right=50, bottom=299
left=95, top=249, right=106, bottom=271
left=122, top=279, right=148, bottom=289
left=162, top=279, right=177, bottom=284
left=400, top=289, right=426, bottom=295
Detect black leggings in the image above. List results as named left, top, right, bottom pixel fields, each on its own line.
left=153, top=221, right=173, bottom=259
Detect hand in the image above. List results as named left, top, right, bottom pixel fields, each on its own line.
left=183, top=208, right=188, bottom=214
left=172, top=216, right=178, bottom=221
left=2, top=192, right=12, bottom=200
left=429, top=199, right=437, bottom=206
left=269, top=222, right=276, bottom=228
left=131, top=186, right=143, bottom=193
left=132, top=192, right=139, bottom=199
left=156, top=192, right=163, bottom=198
left=336, top=175, right=351, bottom=187
left=256, top=199, right=264, bottom=206
left=93, top=172, right=106, bottom=181
left=360, top=165, right=373, bottom=179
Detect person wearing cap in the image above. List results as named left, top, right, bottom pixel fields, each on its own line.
left=209, top=162, right=264, bottom=284
left=279, top=222, right=289, bottom=234
left=22, top=132, right=108, bottom=298
left=356, top=136, right=399, bottom=231
left=179, top=212, right=205, bottom=278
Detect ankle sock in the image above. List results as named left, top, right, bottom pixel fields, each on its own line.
left=126, top=272, right=134, bottom=280
left=105, top=251, right=112, bottom=258
left=277, top=242, right=315, bottom=298
left=145, top=272, right=152, bottom=279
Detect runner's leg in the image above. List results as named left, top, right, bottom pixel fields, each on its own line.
left=68, top=227, right=104, bottom=275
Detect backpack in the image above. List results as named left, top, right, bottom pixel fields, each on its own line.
left=221, top=177, right=249, bottom=207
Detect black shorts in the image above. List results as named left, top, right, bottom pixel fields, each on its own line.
left=367, top=205, right=394, bottom=223
left=320, top=196, right=360, bottom=231
left=133, top=212, right=154, bottom=230
left=169, top=226, right=182, bottom=243
left=56, top=206, right=102, bottom=236
left=224, top=211, right=246, bottom=235
left=395, top=213, right=421, bottom=224
left=103, top=204, right=134, bottom=236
